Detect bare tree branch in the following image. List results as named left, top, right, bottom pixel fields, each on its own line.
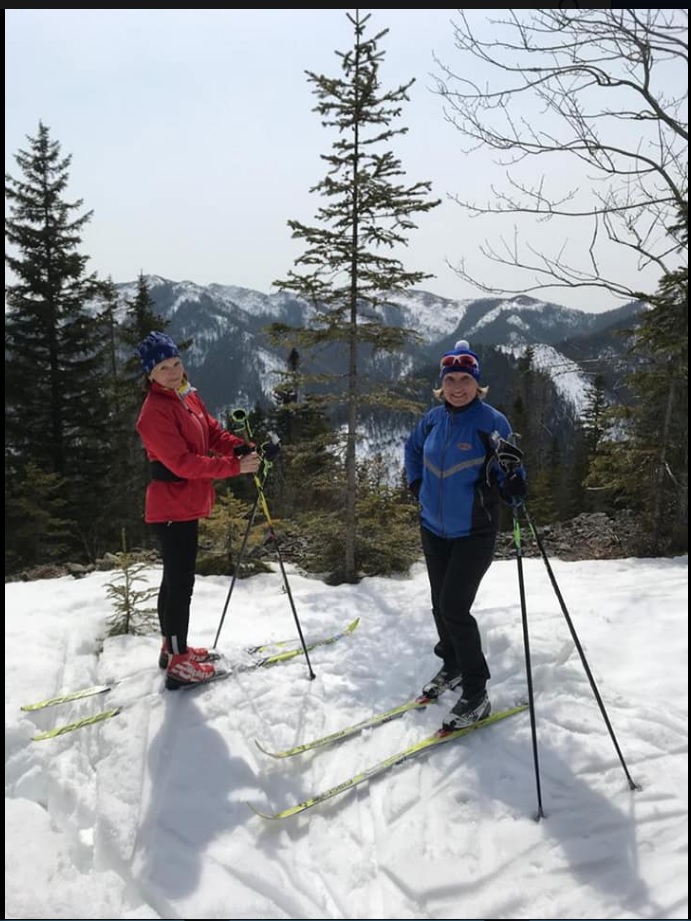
left=434, top=9, right=688, bottom=302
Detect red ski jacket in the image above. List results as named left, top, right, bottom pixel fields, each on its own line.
left=136, top=381, right=247, bottom=523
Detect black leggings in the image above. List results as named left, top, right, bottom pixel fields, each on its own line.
left=151, top=520, right=199, bottom=656
left=420, top=526, right=496, bottom=697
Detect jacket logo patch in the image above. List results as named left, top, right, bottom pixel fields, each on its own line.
left=457, top=442, right=473, bottom=451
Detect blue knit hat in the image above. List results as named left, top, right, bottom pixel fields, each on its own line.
left=135, top=331, right=180, bottom=376
left=439, top=339, right=481, bottom=381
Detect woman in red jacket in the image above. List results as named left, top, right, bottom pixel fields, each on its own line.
left=135, top=331, right=261, bottom=689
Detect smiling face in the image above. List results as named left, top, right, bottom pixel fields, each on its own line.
left=441, top=371, right=479, bottom=407
left=149, top=355, right=185, bottom=390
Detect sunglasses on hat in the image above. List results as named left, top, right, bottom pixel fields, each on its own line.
left=440, top=353, right=479, bottom=372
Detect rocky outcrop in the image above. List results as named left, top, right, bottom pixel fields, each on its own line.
left=6, top=512, right=653, bottom=582
left=494, top=511, right=644, bottom=561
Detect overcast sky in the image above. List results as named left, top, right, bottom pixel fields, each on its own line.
left=5, top=9, right=681, bottom=313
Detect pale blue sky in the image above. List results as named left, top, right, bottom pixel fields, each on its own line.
left=5, top=9, right=682, bottom=312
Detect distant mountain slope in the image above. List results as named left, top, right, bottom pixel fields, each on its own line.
left=117, top=276, right=642, bottom=423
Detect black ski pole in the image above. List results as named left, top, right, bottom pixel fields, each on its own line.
left=213, top=487, right=261, bottom=650
left=509, top=507, right=546, bottom=821
left=231, top=409, right=316, bottom=680
left=522, top=504, right=640, bottom=792
left=213, top=414, right=274, bottom=648
left=490, top=433, right=545, bottom=818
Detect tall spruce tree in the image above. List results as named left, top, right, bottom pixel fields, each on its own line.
left=5, top=122, right=111, bottom=568
left=97, top=274, right=160, bottom=550
left=270, top=10, right=440, bottom=583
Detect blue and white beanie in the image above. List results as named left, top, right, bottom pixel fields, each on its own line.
left=136, top=331, right=180, bottom=376
left=439, top=339, right=481, bottom=381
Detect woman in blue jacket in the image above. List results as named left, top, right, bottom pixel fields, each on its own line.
left=404, top=340, right=526, bottom=730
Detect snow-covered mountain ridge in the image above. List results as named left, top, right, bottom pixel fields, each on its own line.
left=116, top=276, right=642, bottom=424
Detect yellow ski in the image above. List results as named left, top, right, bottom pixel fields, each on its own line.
left=249, top=703, right=528, bottom=819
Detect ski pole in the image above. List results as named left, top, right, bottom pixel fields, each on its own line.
left=213, top=488, right=261, bottom=650
left=489, top=432, right=545, bottom=819
left=213, top=413, right=275, bottom=647
left=230, top=409, right=316, bottom=680
left=509, top=506, right=546, bottom=821
left=522, top=504, right=640, bottom=792
left=214, top=410, right=273, bottom=648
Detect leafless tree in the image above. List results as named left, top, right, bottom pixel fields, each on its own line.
left=434, top=9, right=688, bottom=302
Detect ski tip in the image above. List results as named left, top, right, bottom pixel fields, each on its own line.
left=20, top=684, right=112, bottom=711
left=347, top=617, right=360, bottom=631
left=31, top=706, right=123, bottom=741
left=253, top=739, right=282, bottom=759
left=247, top=800, right=280, bottom=820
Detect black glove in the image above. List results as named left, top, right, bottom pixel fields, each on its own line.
left=233, top=443, right=255, bottom=457
left=495, top=437, right=524, bottom=473
left=501, top=470, right=527, bottom=507
left=409, top=478, right=421, bottom=500
left=260, top=433, right=281, bottom=463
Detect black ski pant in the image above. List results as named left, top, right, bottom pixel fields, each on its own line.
left=420, top=526, right=496, bottom=698
left=151, top=519, right=199, bottom=656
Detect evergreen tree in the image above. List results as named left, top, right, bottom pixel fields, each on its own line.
left=4, top=463, right=71, bottom=572
left=119, top=273, right=173, bottom=546
left=97, top=275, right=148, bottom=550
left=5, top=122, right=112, bottom=568
left=575, top=375, right=609, bottom=515
left=263, top=349, right=343, bottom=520
left=123, top=272, right=168, bottom=349
left=103, top=529, right=158, bottom=638
left=505, top=348, right=555, bottom=517
left=270, top=10, right=440, bottom=583
left=198, top=492, right=268, bottom=577
left=587, top=205, right=688, bottom=552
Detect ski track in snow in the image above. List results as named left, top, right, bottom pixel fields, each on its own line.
left=5, top=559, right=688, bottom=920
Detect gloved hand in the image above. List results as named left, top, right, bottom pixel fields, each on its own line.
left=409, top=478, right=422, bottom=500
left=260, top=433, right=281, bottom=463
left=494, top=437, right=524, bottom=473
left=233, top=443, right=255, bottom=457
left=500, top=469, right=527, bottom=507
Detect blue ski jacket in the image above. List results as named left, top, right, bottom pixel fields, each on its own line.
left=404, top=399, right=518, bottom=539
